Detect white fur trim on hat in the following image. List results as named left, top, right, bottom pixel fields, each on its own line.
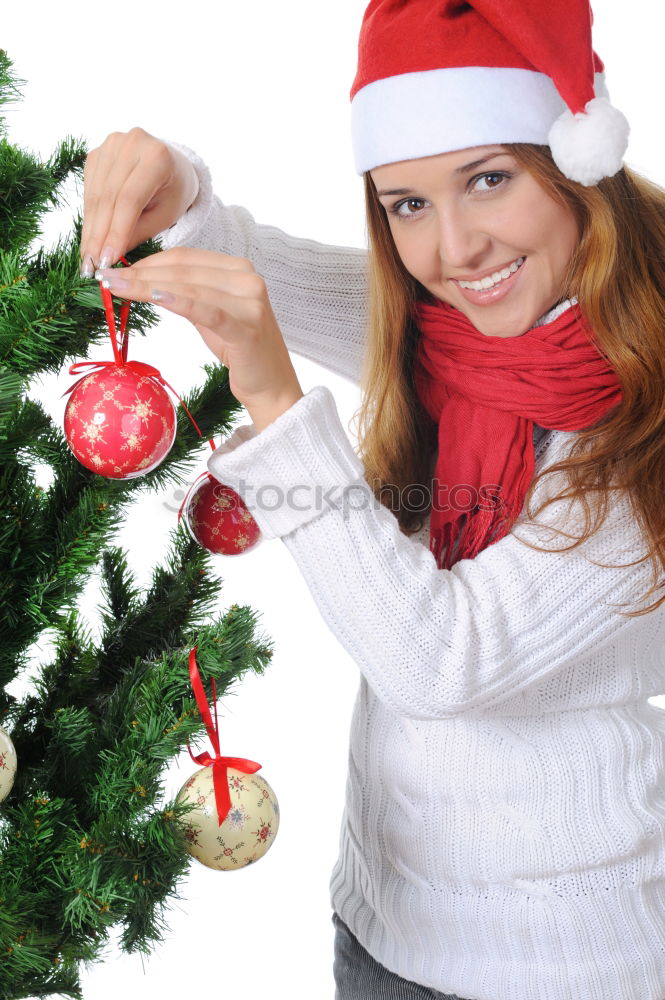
left=351, top=66, right=615, bottom=178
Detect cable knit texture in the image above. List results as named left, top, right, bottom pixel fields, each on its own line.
left=156, top=144, right=665, bottom=1000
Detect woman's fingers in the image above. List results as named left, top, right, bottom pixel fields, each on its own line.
left=83, top=167, right=152, bottom=273
left=98, top=273, right=268, bottom=336
left=81, top=134, right=140, bottom=271
left=115, top=247, right=256, bottom=272
left=95, top=247, right=301, bottom=411
left=96, top=248, right=259, bottom=293
left=92, top=143, right=175, bottom=266
left=97, top=262, right=261, bottom=297
left=80, top=129, right=200, bottom=275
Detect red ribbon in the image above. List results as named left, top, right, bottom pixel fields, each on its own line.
left=100, top=255, right=131, bottom=365
left=186, top=646, right=262, bottom=826
left=65, top=257, right=213, bottom=441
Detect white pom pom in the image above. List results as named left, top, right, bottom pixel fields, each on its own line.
left=548, top=96, right=630, bottom=186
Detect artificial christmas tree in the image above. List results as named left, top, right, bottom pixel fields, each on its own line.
left=0, top=51, right=274, bottom=999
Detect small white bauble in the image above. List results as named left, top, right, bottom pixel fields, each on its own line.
left=176, top=765, right=280, bottom=871
left=0, top=727, right=17, bottom=804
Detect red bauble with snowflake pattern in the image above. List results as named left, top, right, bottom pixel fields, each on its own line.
left=64, top=366, right=177, bottom=479
left=184, top=474, right=261, bottom=555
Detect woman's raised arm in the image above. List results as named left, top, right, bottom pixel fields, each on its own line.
left=80, top=130, right=368, bottom=386
left=156, top=141, right=369, bottom=386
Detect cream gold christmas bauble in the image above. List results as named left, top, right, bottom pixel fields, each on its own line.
left=176, top=765, right=279, bottom=871
left=0, top=727, right=17, bottom=803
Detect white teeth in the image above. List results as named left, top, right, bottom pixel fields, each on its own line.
left=458, top=257, right=525, bottom=291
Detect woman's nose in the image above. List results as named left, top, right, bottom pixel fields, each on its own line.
left=435, top=206, right=490, bottom=272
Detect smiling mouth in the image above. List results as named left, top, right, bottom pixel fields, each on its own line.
left=453, top=256, right=526, bottom=291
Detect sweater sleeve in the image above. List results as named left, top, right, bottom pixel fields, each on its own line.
left=205, top=384, right=654, bottom=722
left=155, top=141, right=369, bottom=386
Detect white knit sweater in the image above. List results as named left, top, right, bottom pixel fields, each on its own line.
left=157, top=144, right=665, bottom=1000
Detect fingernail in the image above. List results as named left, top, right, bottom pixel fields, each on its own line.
left=98, top=246, right=115, bottom=269
left=80, top=255, right=95, bottom=278
left=101, top=276, right=129, bottom=290
left=151, top=289, right=176, bottom=305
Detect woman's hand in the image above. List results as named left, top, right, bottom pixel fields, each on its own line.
left=80, top=128, right=199, bottom=277
left=96, top=248, right=304, bottom=432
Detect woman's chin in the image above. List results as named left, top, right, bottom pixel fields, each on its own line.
left=456, top=298, right=542, bottom=339
left=426, top=287, right=549, bottom=339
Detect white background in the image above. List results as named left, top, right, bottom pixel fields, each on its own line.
left=2, top=1, right=665, bottom=997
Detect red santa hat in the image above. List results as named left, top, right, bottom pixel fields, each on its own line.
left=350, top=0, right=630, bottom=186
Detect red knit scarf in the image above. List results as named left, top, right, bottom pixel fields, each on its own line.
left=413, top=299, right=623, bottom=570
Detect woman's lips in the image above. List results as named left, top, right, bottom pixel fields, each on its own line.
left=452, top=257, right=526, bottom=306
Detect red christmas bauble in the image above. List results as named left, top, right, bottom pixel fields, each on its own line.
left=64, top=366, right=177, bottom=479
left=184, top=475, right=261, bottom=555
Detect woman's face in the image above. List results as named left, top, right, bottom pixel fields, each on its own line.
left=371, top=145, right=580, bottom=338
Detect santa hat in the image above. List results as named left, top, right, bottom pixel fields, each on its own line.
left=350, top=0, right=630, bottom=186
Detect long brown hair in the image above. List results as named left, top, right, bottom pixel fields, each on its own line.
left=352, top=144, right=665, bottom=617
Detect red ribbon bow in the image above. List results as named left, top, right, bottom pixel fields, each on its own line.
left=187, top=646, right=262, bottom=826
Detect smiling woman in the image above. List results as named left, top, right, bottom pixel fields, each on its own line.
left=71, top=0, right=665, bottom=998
left=358, top=133, right=665, bottom=571
left=370, top=146, right=580, bottom=336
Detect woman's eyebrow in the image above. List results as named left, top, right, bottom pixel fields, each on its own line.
left=376, top=187, right=416, bottom=197
left=376, top=152, right=509, bottom=197
left=454, top=151, right=508, bottom=175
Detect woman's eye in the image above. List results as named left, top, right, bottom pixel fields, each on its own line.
left=392, top=198, right=427, bottom=219
left=387, top=173, right=510, bottom=219
left=471, top=172, right=509, bottom=193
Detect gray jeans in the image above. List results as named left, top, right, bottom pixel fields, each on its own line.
left=332, top=912, right=472, bottom=1000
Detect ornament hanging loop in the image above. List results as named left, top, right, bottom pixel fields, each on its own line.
left=186, top=646, right=262, bottom=826
left=99, top=255, right=131, bottom=363
left=98, top=261, right=212, bottom=439
left=67, top=258, right=207, bottom=439
left=100, top=259, right=217, bottom=490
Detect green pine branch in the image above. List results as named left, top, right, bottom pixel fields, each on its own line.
left=0, top=50, right=276, bottom=997
left=0, top=50, right=23, bottom=127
